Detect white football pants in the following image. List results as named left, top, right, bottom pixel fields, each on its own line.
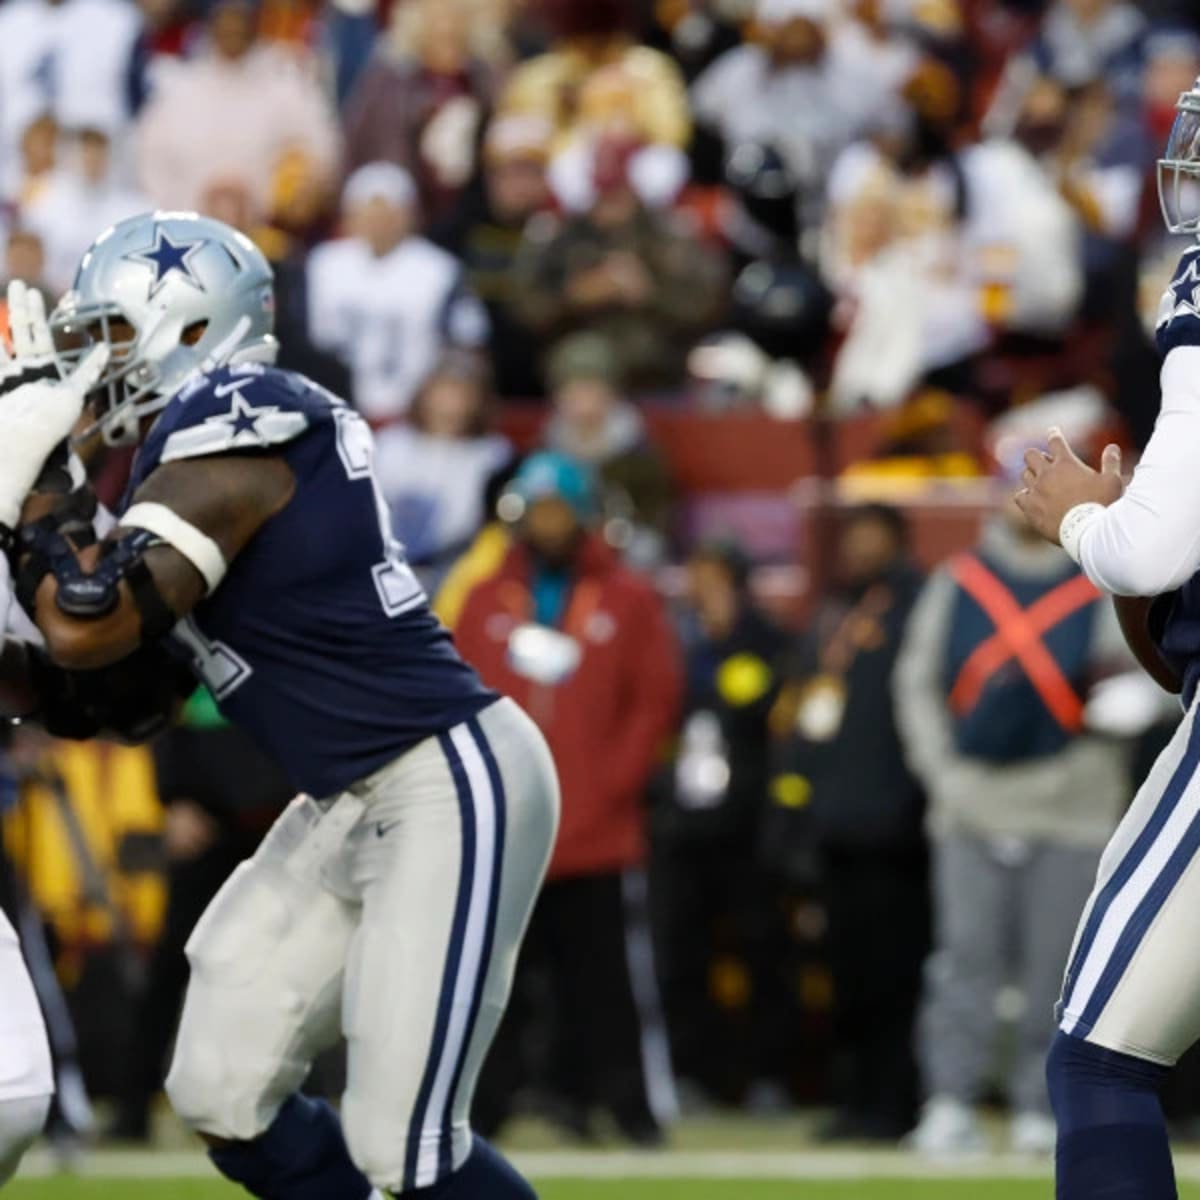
left=165, top=698, right=559, bottom=1192
left=0, top=908, right=52, bottom=1186
left=1059, top=695, right=1200, bottom=1063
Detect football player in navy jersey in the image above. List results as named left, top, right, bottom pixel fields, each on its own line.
left=0, top=212, right=559, bottom=1200
left=1013, top=76, right=1200, bottom=1200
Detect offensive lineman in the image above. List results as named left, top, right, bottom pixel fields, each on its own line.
left=1018, top=78, right=1200, bottom=1199
left=0, top=213, right=560, bottom=1199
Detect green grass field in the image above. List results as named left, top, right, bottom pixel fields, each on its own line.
left=0, top=1183, right=1070, bottom=1199
left=8, top=1180, right=1200, bottom=1199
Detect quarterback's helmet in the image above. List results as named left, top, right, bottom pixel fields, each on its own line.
left=50, top=212, right=278, bottom=446
left=1160, top=78, right=1200, bottom=236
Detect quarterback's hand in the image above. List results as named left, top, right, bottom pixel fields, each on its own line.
left=1014, top=429, right=1124, bottom=545
left=0, top=281, right=108, bottom=529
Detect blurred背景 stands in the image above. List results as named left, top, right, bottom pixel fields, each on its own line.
left=432, top=112, right=556, bottom=398
left=306, top=161, right=489, bottom=422
left=895, top=486, right=1133, bottom=1157
left=22, top=126, right=148, bottom=296
left=768, top=504, right=929, bottom=1142
left=373, top=348, right=515, bottom=587
left=655, top=541, right=792, bottom=1107
left=456, top=453, right=682, bottom=1146
left=135, top=0, right=339, bottom=215
left=511, top=131, right=727, bottom=391
left=342, top=0, right=503, bottom=227
left=542, top=332, right=674, bottom=567
left=0, top=0, right=147, bottom=200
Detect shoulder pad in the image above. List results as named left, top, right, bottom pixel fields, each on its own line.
left=1157, top=245, right=1200, bottom=358
left=158, top=365, right=318, bottom=465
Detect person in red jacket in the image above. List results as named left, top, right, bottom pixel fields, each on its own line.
left=455, top=451, right=682, bottom=1144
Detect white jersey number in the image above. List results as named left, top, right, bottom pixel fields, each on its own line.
left=174, top=616, right=253, bottom=700
left=332, top=406, right=427, bottom=616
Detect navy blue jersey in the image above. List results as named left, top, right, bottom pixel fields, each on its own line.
left=123, top=363, right=497, bottom=797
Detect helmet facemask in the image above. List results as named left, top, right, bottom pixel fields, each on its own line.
left=50, top=300, right=158, bottom=447
left=1159, top=88, right=1200, bottom=236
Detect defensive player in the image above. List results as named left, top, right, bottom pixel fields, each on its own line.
left=1017, top=77, right=1200, bottom=1199
left=0, top=566, right=53, bottom=1188
left=0, top=305, right=98, bottom=1189
left=0, top=214, right=560, bottom=1199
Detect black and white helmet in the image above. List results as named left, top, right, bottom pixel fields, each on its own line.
left=50, top=211, right=278, bottom=446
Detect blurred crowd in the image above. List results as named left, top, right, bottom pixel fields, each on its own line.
left=1, top=0, right=1200, bottom=1161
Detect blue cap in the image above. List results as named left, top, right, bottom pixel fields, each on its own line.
left=510, top=451, right=596, bottom=518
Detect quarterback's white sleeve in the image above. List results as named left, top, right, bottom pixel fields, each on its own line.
left=1072, top=346, right=1200, bottom=596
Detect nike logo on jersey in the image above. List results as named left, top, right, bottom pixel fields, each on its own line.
left=376, top=821, right=399, bottom=838
left=213, top=379, right=254, bottom=398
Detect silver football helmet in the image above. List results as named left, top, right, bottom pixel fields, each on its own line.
left=1160, top=78, right=1200, bottom=237
left=50, top=211, right=279, bottom=446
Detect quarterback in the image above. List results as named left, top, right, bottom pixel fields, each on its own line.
left=1018, top=78, right=1200, bottom=1199
left=0, top=214, right=559, bottom=1199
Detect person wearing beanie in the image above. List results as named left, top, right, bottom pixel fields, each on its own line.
left=454, top=451, right=683, bottom=1145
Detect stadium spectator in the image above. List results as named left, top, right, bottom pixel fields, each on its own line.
left=457, top=451, right=682, bottom=1146
left=22, top=126, right=148, bottom=295
left=691, top=0, right=916, bottom=219
left=542, top=332, right=673, bottom=565
left=373, top=349, right=514, bottom=583
left=1, top=229, right=49, bottom=300
left=500, top=0, right=691, bottom=153
left=511, top=132, right=727, bottom=391
left=1022, top=0, right=1147, bottom=99
left=0, top=0, right=147, bottom=199
left=342, top=0, right=502, bottom=226
left=895, top=491, right=1131, bottom=1155
left=433, top=112, right=556, bottom=397
left=825, top=121, right=1085, bottom=412
left=306, top=162, right=489, bottom=422
left=655, top=541, right=790, bottom=1105
left=645, top=0, right=743, bottom=83
left=768, top=504, right=929, bottom=1141
left=6, top=114, right=58, bottom=210
left=135, top=0, right=339, bottom=214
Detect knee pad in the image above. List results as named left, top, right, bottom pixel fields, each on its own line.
left=0, top=1092, right=51, bottom=1185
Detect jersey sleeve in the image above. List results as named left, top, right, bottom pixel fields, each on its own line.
left=153, top=366, right=317, bottom=467
left=1156, top=244, right=1200, bottom=358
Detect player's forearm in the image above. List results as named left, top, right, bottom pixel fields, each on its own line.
left=1072, top=348, right=1200, bottom=597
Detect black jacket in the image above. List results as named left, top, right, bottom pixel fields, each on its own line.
left=771, top=565, right=927, bottom=862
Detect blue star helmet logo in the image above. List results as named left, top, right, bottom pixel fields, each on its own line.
left=124, top=229, right=207, bottom=298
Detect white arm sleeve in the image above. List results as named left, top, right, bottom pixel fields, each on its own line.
left=1075, top=345, right=1200, bottom=597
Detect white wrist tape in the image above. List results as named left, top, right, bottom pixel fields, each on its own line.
left=1059, top=502, right=1107, bottom=565
left=119, top=502, right=227, bottom=593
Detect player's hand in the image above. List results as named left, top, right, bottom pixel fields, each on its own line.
left=0, top=280, right=108, bottom=528
left=1014, top=429, right=1124, bottom=545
